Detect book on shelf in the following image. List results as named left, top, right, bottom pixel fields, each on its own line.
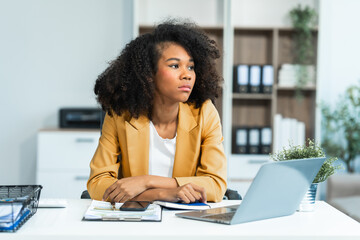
left=152, top=201, right=211, bottom=210
left=273, top=114, right=306, bottom=153
left=278, top=64, right=316, bottom=88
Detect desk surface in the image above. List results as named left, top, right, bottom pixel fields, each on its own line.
left=2, top=199, right=360, bottom=240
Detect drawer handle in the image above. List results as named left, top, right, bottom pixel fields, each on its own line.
left=74, top=176, right=88, bottom=181
left=75, top=138, right=94, bottom=143
left=248, top=159, right=268, bottom=164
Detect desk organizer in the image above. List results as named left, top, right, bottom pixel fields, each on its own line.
left=0, top=185, right=42, bottom=232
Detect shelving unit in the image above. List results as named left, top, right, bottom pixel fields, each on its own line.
left=135, top=1, right=319, bottom=197
left=231, top=27, right=318, bottom=153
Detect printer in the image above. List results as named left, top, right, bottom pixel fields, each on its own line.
left=59, top=108, right=102, bottom=129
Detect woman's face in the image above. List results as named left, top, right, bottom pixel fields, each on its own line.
left=153, top=43, right=196, bottom=104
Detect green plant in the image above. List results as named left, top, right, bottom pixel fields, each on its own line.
left=271, top=139, right=342, bottom=183
left=289, top=5, right=317, bottom=90
left=321, top=83, right=360, bottom=173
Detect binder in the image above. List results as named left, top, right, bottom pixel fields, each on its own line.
left=249, top=65, right=261, bottom=93
left=261, top=65, right=273, bottom=93
left=260, top=127, right=272, bottom=154
left=233, top=127, right=248, bottom=154
left=248, top=128, right=260, bottom=154
left=234, top=65, right=249, bottom=93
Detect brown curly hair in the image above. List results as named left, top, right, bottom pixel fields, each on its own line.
left=94, top=19, right=222, bottom=119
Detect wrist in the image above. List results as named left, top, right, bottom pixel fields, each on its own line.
left=145, top=175, right=154, bottom=189
left=156, top=188, right=166, bottom=201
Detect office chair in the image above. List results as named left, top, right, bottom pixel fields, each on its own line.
left=81, top=111, right=242, bottom=201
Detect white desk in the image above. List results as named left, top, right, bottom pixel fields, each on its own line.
left=2, top=199, right=360, bottom=240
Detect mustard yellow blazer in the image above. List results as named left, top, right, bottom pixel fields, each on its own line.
left=87, top=100, right=227, bottom=202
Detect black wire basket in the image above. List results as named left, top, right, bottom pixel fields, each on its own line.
left=0, top=185, right=42, bottom=232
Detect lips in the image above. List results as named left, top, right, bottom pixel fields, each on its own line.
left=178, top=85, right=191, bottom=92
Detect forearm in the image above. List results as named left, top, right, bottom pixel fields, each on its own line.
left=145, top=175, right=178, bottom=189
left=130, top=188, right=164, bottom=202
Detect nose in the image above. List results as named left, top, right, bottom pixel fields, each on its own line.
left=180, top=68, right=192, bottom=81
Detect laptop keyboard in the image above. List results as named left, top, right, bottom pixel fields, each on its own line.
left=203, top=212, right=235, bottom=221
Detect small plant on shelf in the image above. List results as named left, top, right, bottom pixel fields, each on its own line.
left=289, top=5, right=317, bottom=91
left=271, top=139, right=342, bottom=183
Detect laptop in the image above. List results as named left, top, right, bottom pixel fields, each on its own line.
left=176, top=157, right=326, bottom=225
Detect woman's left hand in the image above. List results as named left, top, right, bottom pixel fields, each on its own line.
left=102, top=176, right=149, bottom=203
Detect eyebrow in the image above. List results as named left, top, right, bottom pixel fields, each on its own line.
left=165, top=57, right=194, bottom=62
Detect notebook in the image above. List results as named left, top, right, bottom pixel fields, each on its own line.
left=176, top=157, right=326, bottom=225
left=153, top=201, right=210, bottom=210
left=83, top=200, right=162, bottom=222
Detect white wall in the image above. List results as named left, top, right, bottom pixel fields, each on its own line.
left=317, top=0, right=360, bottom=105
left=0, top=0, right=133, bottom=184
left=138, top=0, right=318, bottom=27
left=138, top=0, right=223, bottom=26
left=316, top=0, right=360, bottom=173
left=231, top=0, right=318, bottom=27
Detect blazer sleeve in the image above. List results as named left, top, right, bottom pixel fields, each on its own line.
left=87, top=113, right=121, bottom=200
left=175, top=101, right=227, bottom=202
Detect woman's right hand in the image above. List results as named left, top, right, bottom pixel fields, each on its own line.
left=160, top=183, right=207, bottom=203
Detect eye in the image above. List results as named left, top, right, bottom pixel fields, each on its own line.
left=188, top=65, right=195, bottom=71
left=169, top=64, right=179, bottom=69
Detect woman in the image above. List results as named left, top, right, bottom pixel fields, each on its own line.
left=87, top=20, right=226, bottom=203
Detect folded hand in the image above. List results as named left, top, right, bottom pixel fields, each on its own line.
left=103, top=176, right=149, bottom=203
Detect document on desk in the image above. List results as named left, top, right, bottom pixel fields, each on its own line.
left=83, top=200, right=162, bottom=222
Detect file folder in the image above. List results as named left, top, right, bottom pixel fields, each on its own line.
left=261, top=65, right=273, bottom=93
left=233, top=127, right=248, bottom=154
left=234, top=65, right=249, bottom=93
left=260, top=127, right=272, bottom=154
left=249, top=65, right=261, bottom=93
left=248, top=128, right=260, bottom=154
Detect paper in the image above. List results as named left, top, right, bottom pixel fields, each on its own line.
left=83, top=200, right=162, bottom=221
left=0, top=202, right=23, bottom=224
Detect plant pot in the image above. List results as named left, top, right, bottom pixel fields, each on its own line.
left=298, top=183, right=318, bottom=212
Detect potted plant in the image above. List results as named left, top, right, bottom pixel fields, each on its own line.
left=289, top=5, right=317, bottom=92
left=271, top=139, right=342, bottom=211
left=321, top=83, right=360, bottom=173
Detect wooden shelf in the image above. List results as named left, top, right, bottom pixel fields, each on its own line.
left=233, top=93, right=272, bottom=100
left=277, top=86, right=317, bottom=91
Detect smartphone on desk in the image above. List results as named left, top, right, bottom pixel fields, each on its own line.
left=120, top=201, right=150, bottom=211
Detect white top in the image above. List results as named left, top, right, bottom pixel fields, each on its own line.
left=149, top=121, right=176, bottom=177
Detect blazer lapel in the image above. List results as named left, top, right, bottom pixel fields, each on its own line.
left=173, top=103, right=199, bottom=177
left=125, top=115, right=149, bottom=176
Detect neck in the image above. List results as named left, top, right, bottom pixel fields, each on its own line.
left=151, top=97, right=179, bottom=125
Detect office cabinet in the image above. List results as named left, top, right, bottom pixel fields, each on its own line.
left=36, top=129, right=100, bottom=198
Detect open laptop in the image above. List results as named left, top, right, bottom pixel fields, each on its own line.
left=176, top=157, right=326, bottom=225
